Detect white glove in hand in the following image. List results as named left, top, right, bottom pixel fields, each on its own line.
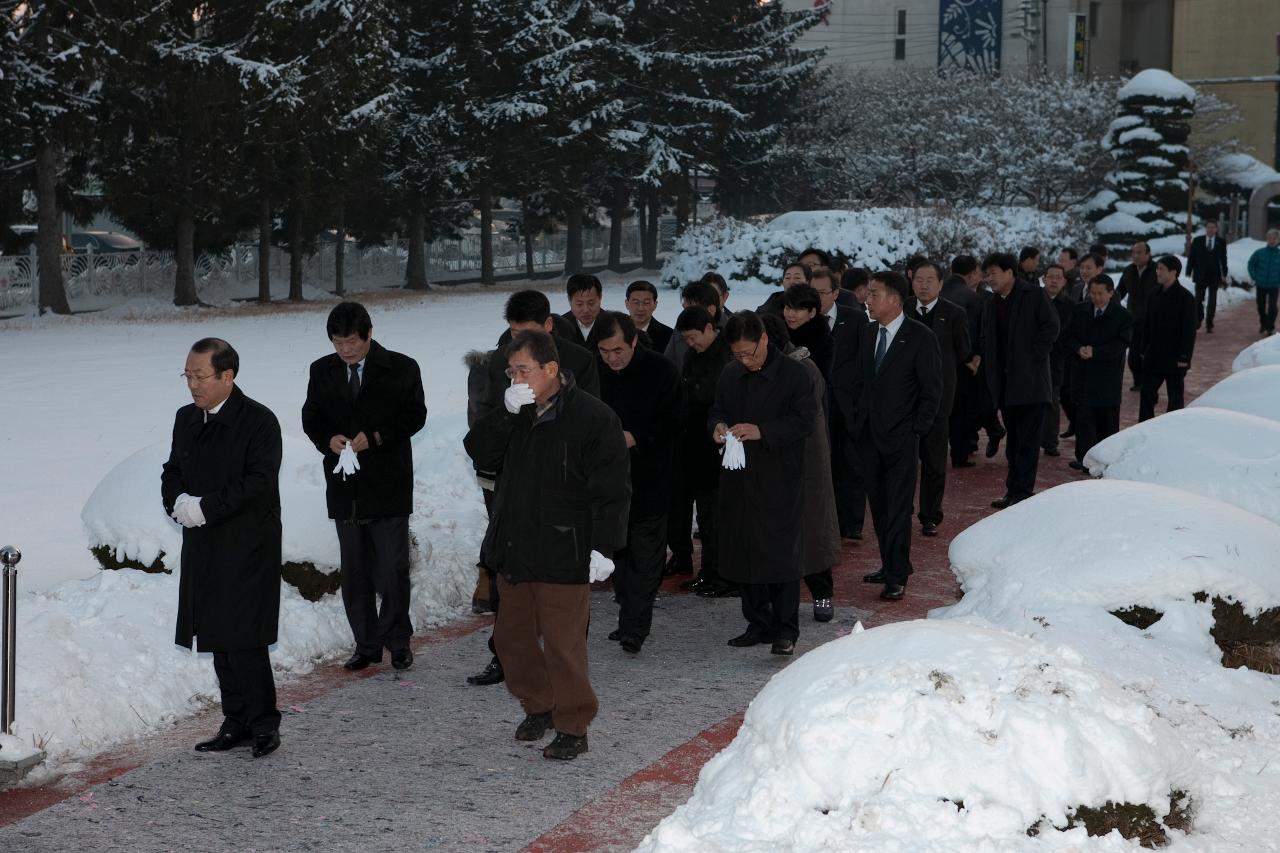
left=588, top=550, right=615, bottom=583
left=172, top=493, right=206, bottom=528
left=721, top=433, right=747, bottom=470
left=332, top=442, right=360, bottom=480
left=504, top=382, right=536, bottom=414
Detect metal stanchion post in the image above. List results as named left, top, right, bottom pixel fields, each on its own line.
left=0, top=545, right=19, bottom=736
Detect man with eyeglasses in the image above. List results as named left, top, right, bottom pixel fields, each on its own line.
left=302, top=302, right=427, bottom=674
left=464, top=330, right=630, bottom=760
left=163, top=337, right=283, bottom=758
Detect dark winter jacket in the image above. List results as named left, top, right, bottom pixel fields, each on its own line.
left=1248, top=245, right=1280, bottom=289
left=679, top=334, right=732, bottom=488
left=1116, top=263, right=1159, bottom=320
left=1142, top=283, right=1198, bottom=372
left=906, top=296, right=970, bottom=419
left=162, top=386, right=282, bottom=652
left=465, top=374, right=631, bottom=584
left=787, top=314, right=834, bottom=383
left=1063, top=301, right=1133, bottom=408
left=600, top=347, right=680, bottom=517
left=979, top=281, right=1060, bottom=407
left=638, top=318, right=675, bottom=354
left=481, top=334, right=600, bottom=426
left=301, top=340, right=427, bottom=520
left=1047, top=292, right=1075, bottom=388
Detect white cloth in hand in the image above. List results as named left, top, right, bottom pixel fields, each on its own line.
left=333, top=442, right=360, bottom=480
left=504, top=382, right=536, bottom=414
left=172, top=493, right=206, bottom=528
left=722, top=432, right=747, bottom=470
left=588, top=550, right=615, bottom=583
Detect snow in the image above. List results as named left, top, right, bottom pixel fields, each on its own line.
left=1094, top=210, right=1170, bottom=237
left=1206, top=152, right=1280, bottom=191
left=1118, top=69, right=1196, bottom=103
left=1232, top=333, right=1280, bottom=372
left=1084, top=407, right=1280, bottom=524
left=1117, top=126, right=1162, bottom=145
left=1189, top=365, right=1280, bottom=422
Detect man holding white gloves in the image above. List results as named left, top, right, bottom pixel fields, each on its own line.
left=162, top=338, right=284, bottom=758
left=464, top=330, right=630, bottom=761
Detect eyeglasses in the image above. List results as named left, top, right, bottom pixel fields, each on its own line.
left=730, top=340, right=761, bottom=362
left=181, top=371, right=219, bottom=384
left=504, top=365, right=539, bottom=380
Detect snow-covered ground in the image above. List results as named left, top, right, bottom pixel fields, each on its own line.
left=1189, top=365, right=1280, bottom=421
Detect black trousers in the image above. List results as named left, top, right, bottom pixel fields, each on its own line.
left=212, top=646, right=280, bottom=736
left=1258, top=288, right=1279, bottom=333
left=1127, top=324, right=1145, bottom=388
left=669, top=460, right=721, bottom=582
left=1195, top=280, right=1220, bottom=327
left=336, top=516, right=413, bottom=656
left=1139, top=368, right=1186, bottom=421
left=916, top=417, right=948, bottom=526
left=481, top=488, right=501, bottom=658
left=1001, top=403, right=1044, bottom=503
left=833, top=426, right=866, bottom=536
left=740, top=581, right=800, bottom=642
left=1041, top=383, right=1063, bottom=451
left=857, top=431, right=917, bottom=587
left=1060, top=377, right=1077, bottom=432
left=615, top=513, right=668, bottom=639
left=1074, top=405, right=1120, bottom=463
left=803, top=569, right=833, bottom=600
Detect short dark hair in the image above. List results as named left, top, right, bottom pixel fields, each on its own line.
left=1132, top=240, right=1150, bottom=254
left=509, top=329, right=559, bottom=366
left=782, top=262, right=811, bottom=283
left=914, top=260, right=945, bottom=281
left=950, top=255, right=979, bottom=276
left=982, top=252, right=1018, bottom=273
left=1059, top=247, right=1079, bottom=261
left=191, top=337, right=239, bottom=377
left=1089, top=274, right=1115, bottom=291
left=700, top=271, right=729, bottom=296
left=724, top=310, right=766, bottom=345
left=1019, top=246, right=1041, bottom=263
left=625, top=280, right=658, bottom=300
left=675, top=306, right=715, bottom=333
left=594, top=311, right=637, bottom=345
left=872, top=270, right=910, bottom=304
left=1156, top=254, right=1183, bottom=274
left=1088, top=243, right=1109, bottom=258
left=566, top=273, right=602, bottom=299
left=1045, top=263, right=1066, bottom=276
left=1204, top=219, right=1219, bottom=226
left=905, top=254, right=929, bottom=273
left=842, top=267, right=870, bottom=290
left=810, top=266, right=838, bottom=290
left=760, top=313, right=789, bottom=347
left=797, top=247, right=829, bottom=266
left=681, top=280, right=720, bottom=310
left=505, top=290, right=552, bottom=324
left=783, top=284, right=821, bottom=313
left=327, top=301, right=372, bottom=341
left=1081, top=252, right=1107, bottom=269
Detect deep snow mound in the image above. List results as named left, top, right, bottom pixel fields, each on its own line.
left=1231, top=334, right=1280, bottom=373
left=636, top=620, right=1190, bottom=853
left=1188, top=365, right=1280, bottom=422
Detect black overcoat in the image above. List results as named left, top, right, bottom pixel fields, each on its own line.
left=1047, top=292, right=1075, bottom=388
left=600, top=347, right=680, bottom=518
left=1062, top=302, right=1134, bottom=408
left=709, top=346, right=818, bottom=585
left=161, top=386, right=282, bottom=652
left=1142, top=283, right=1198, bottom=372
left=679, top=334, right=732, bottom=489
left=906, top=296, right=970, bottom=418
left=979, top=281, right=1059, bottom=407
left=1116, top=263, right=1158, bottom=321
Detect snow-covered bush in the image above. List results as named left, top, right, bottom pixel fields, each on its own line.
left=661, top=207, right=1087, bottom=288
left=1232, top=334, right=1280, bottom=373
left=1188, top=365, right=1280, bottom=422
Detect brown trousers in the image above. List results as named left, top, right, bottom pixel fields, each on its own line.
left=494, top=577, right=598, bottom=737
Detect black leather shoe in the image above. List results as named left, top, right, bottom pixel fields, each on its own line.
left=990, top=495, right=1012, bottom=509
left=467, top=656, right=504, bottom=686
left=251, top=732, right=280, bottom=758
left=863, top=568, right=887, bottom=584
left=1043, top=447, right=1060, bottom=457
left=845, top=528, right=863, bottom=540
left=543, top=732, right=588, bottom=760
left=619, top=634, right=643, bottom=654
left=985, top=428, right=1005, bottom=458
left=880, top=584, right=906, bottom=601
left=952, top=459, right=976, bottom=469
left=195, top=729, right=251, bottom=752
left=391, top=648, right=414, bottom=671
left=921, top=521, right=938, bottom=537
left=1059, top=428, right=1075, bottom=438
left=813, top=599, right=834, bottom=623
left=342, top=652, right=381, bottom=671
left=679, top=576, right=707, bottom=591
left=1068, top=460, right=1087, bottom=472
left=515, top=711, right=554, bottom=742
left=727, top=631, right=768, bottom=648
left=663, top=556, right=693, bottom=577
left=770, top=639, right=795, bottom=656
left=607, top=629, right=621, bottom=641
left=697, top=581, right=738, bottom=598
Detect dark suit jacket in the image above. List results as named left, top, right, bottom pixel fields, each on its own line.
left=1142, top=283, right=1198, bottom=371
left=1116, top=263, right=1158, bottom=321
left=1187, top=235, right=1229, bottom=286
left=1047, top=293, right=1075, bottom=388
left=562, top=311, right=603, bottom=352
left=1062, top=302, right=1133, bottom=408
left=834, top=315, right=942, bottom=453
left=979, top=281, right=1059, bottom=407
left=599, top=347, right=680, bottom=516
left=639, top=318, right=674, bottom=354
left=906, top=296, right=970, bottom=419
left=301, top=340, right=427, bottom=520
left=825, top=304, right=860, bottom=340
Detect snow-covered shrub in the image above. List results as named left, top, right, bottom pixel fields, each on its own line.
left=1188, top=365, right=1280, bottom=422
left=1233, top=334, right=1280, bottom=372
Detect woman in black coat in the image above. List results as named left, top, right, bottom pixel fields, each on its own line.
left=782, top=284, right=834, bottom=382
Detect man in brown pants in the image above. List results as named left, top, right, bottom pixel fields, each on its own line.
left=463, top=330, right=631, bottom=760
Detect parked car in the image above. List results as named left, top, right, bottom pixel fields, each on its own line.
left=70, top=230, right=143, bottom=254
left=2, top=225, right=71, bottom=256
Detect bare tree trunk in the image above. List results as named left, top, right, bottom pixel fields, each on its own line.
left=288, top=198, right=304, bottom=301
left=642, top=187, right=660, bottom=268
left=334, top=198, right=346, bottom=297
left=564, top=203, right=584, bottom=275
left=34, top=137, right=71, bottom=315
left=479, top=179, right=494, bottom=285
left=174, top=206, right=199, bottom=306
left=608, top=176, right=626, bottom=270
left=404, top=208, right=430, bottom=290
left=257, top=193, right=271, bottom=302
left=675, top=166, right=691, bottom=236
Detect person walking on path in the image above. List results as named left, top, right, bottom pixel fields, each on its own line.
left=1063, top=275, right=1133, bottom=469
left=162, top=338, right=283, bottom=759
left=1040, top=265, right=1074, bottom=457
left=1116, top=241, right=1158, bottom=390
left=1187, top=220, right=1229, bottom=333
left=302, top=302, right=427, bottom=673
left=1138, top=256, right=1198, bottom=421
left=1248, top=229, right=1280, bottom=336
left=464, top=331, right=630, bottom=760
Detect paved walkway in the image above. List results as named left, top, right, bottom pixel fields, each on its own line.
left=0, top=301, right=1257, bottom=852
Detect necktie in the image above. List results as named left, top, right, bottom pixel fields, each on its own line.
left=349, top=363, right=361, bottom=400
left=1207, top=238, right=1213, bottom=251
left=1095, top=308, right=1103, bottom=319
left=874, top=326, right=888, bottom=372
left=919, top=306, right=928, bottom=318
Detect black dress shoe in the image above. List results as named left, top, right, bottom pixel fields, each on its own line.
left=921, top=521, right=938, bottom=537
left=663, top=556, right=693, bottom=577
left=342, top=652, right=381, bottom=671
left=1068, top=460, right=1087, bottom=472
left=847, top=528, right=863, bottom=540
left=391, top=648, right=414, bottom=671
left=543, top=732, right=588, bottom=760
left=515, top=711, right=554, bottom=742
left=679, top=575, right=707, bottom=591
left=863, top=568, right=887, bottom=584
left=1130, top=384, right=1140, bottom=391
left=195, top=729, right=251, bottom=752
left=251, top=732, right=281, bottom=758
left=1059, top=428, right=1075, bottom=438
left=727, top=630, right=768, bottom=647
left=990, top=495, right=1012, bottom=509
left=607, top=629, right=621, bottom=641
left=880, top=584, right=906, bottom=601
left=985, top=428, right=1005, bottom=458
left=467, top=656, right=504, bottom=686
left=952, top=459, right=976, bottom=469
left=770, top=639, right=795, bottom=656
left=697, top=581, right=738, bottom=598
left=619, top=635, right=643, bottom=654
left=1043, top=447, right=1060, bottom=457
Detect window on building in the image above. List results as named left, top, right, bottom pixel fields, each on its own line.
left=895, top=9, right=906, bottom=60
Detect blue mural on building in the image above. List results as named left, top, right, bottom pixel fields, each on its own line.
left=938, top=0, right=1003, bottom=73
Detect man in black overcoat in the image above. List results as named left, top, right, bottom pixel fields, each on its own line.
left=162, top=338, right=283, bottom=758
left=1115, top=241, right=1157, bottom=391
left=1062, top=275, right=1133, bottom=468
left=833, top=271, right=942, bottom=602
left=1139, top=255, right=1198, bottom=421
left=625, top=280, right=674, bottom=353
left=302, top=302, right=427, bottom=672
left=1040, top=264, right=1075, bottom=456
left=1186, top=220, right=1229, bottom=332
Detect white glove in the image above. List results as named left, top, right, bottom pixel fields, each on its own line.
left=504, top=382, right=536, bottom=414
left=172, top=493, right=206, bottom=528
left=721, top=433, right=747, bottom=470
left=588, top=550, right=615, bottom=583
left=332, top=442, right=360, bottom=480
